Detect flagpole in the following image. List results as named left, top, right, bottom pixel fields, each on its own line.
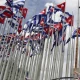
left=70, top=12, right=74, bottom=77
left=0, top=18, right=9, bottom=75
left=1, top=6, right=24, bottom=79
left=59, top=0, right=66, bottom=78
left=74, top=0, right=79, bottom=69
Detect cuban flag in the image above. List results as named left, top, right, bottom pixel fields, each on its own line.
left=0, top=6, right=6, bottom=10
left=51, top=24, right=67, bottom=51
left=57, top=2, right=66, bottom=12
left=54, top=7, right=62, bottom=14
left=0, top=14, right=5, bottom=24
left=66, top=28, right=80, bottom=43
left=20, top=7, right=28, bottom=18
left=53, top=22, right=63, bottom=31
left=47, top=6, right=54, bottom=17
left=39, top=8, right=46, bottom=15
left=5, top=0, right=13, bottom=7
left=65, top=12, right=74, bottom=26
left=8, top=18, right=18, bottom=29
left=3, top=8, right=14, bottom=18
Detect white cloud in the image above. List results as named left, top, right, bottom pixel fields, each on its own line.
left=0, top=0, right=6, bottom=5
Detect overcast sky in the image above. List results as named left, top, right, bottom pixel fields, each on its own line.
left=0, top=0, right=79, bottom=27
left=25, top=0, right=78, bottom=27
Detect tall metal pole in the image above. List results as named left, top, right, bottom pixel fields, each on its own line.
left=75, top=0, right=79, bottom=69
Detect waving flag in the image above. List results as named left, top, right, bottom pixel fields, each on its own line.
left=20, top=7, right=28, bottom=18
left=8, top=18, right=18, bottom=29
left=47, top=6, right=54, bottom=17
left=0, top=14, right=5, bottom=24
left=3, top=8, right=14, bottom=18
left=39, top=8, right=46, bottom=15
left=18, top=17, right=23, bottom=24
left=5, top=0, right=25, bottom=8
left=31, top=11, right=47, bottom=26
left=0, top=6, right=14, bottom=18
left=29, top=14, right=47, bottom=27
left=13, top=0, right=25, bottom=4
left=60, top=12, right=74, bottom=26
left=12, top=14, right=23, bottom=21
left=66, top=28, right=80, bottom=43
left=5, top=0, right=13, bottom=7
left=51, top=25, right=67, bottom=51
left=0, top=6, right=6, bottom=10
left=65, top=12, right=74, bottom=26
left=44, top=26, right=54, bottom=36
left=18, top=24, right=22, bottom=34
left=57, top=2, right=66, bottom=12
left=54, top=22, right=63, bottom=31
left=7, top=14, right=23, bottom=30
left=40, top=14, right=47, bottom=25
left=51, top=34, right=66, bottom=51
left=54, top=7, right=62, bottom=14
left=13, top=0, right=25, bottom=9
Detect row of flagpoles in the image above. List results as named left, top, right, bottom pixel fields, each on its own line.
left=0, top=0, right=80, bottom=80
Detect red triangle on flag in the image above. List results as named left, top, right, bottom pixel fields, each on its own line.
left=18, top=25, right=22, bottom=34
left=57, top=2, right=66, bottom=12
left=0, top=16, right=5, bottom=24
left=20, top=8, right=28, bottom=18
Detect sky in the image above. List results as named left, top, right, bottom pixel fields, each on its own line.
left=25, top=0, right=78, bottom=27
left=0, top=0, right=78, bottom=27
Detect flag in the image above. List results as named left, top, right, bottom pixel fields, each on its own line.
left=26, top=21, right=33, bottom=32
left=32, top=26, right=45, bottom=33
left=51, top=25, right=67, bottom=51
left=13, top=0, right=25, bottom=10
left=54, top=7, right=62, bottom=14
left=44, top=26, right=54, bottom=36
left=0, top=14, right=5, bottom=24
left=13, top=0, right=25, bottom=5
left=51, top=31, right=66, bottom=51
left=0, top=6, right=6, bottom=10
left=6, top=0, right=25, bottom=8
left=60, top=12, right=74, bottom=26
left=39, top=8, right=46, bottom=15
left=57, top=2, right=66, bottom=12
left=32, top=14, right=47, bottom=26
left=32, top=33, right=40, bottom=40
left=47, top=6, right=54, bottom=16
left=65, top=12, right=74, bottom=26
left=7, top=14, right=23, bottom=29
left=5, top=0, right=13, bottom=7
left=20, top=7, right=28, bottom=18
left=0, top=6, right=13, bottom=18
left=18, top=24, right=22, bottom=33
left=0, top=7, right=14, bottom=18
left=39, top=14, right=47, bottom=26
left=3, top=8, right=14, bottom=18
left=66, top=28, right=80, bottom=43
left=32, top=15, right=39, bottom=26
left=8, top=18, right=18, bottom=29
left=18, top=17, right=23, bottom=25
left=54, top=22, right=63, bottom=31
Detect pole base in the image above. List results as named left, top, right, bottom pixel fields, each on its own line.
left=73, top=68, right=80, bottom=79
